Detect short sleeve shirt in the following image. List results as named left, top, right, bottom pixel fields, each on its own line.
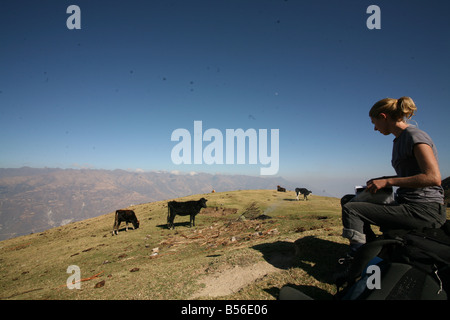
left=392, top=126, right=444, bottom=204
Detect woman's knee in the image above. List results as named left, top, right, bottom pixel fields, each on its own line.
left=340, top=194, right=355, bottom=207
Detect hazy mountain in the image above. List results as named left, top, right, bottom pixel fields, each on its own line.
left=0, top=167, right=291, bottom=240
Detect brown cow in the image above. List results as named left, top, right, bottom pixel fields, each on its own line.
left=112, top=209, right=140, bottom=235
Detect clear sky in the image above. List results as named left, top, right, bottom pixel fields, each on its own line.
left=1, top=0, right=449, bottom=196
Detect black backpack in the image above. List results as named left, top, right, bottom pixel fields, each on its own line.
left=334, top=220, right=450, bottom=300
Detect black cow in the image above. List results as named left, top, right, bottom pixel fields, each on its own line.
left=112, top=209, right=140, bottom=235
left=295, top=188, right=312, bottom=200
left=277, top=185, right=286, bottom=192
left=167, top=198, right=207, bottom=229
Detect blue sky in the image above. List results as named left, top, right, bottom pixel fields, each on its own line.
left=1, top=0, right=449, bottom=196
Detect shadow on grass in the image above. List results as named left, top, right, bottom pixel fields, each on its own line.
left=252, top=236, right=348, bottom=300
left=114, top=226, right=139, bottom=233
left=156, top=221, right=192, bottom=229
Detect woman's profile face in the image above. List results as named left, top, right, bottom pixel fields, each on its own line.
left=371, top=115, right=390, bottom=136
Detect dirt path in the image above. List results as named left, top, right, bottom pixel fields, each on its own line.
left=191, top=261, right=281, bottom=298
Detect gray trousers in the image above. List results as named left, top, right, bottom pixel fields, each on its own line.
left=342, top=199, right=447, bottom=244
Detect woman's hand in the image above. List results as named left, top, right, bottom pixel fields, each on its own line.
left=366, top=178, right=388, bottom=193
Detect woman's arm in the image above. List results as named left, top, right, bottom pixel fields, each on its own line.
left=366, top=143, right=441, bottom=193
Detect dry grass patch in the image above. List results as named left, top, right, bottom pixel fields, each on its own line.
left=1, top=189, right=351, bottom=300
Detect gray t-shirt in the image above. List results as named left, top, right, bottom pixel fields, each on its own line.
left=392, top=126, right=444, bottom=204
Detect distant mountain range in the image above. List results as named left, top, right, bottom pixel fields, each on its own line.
left=0, top=167, right=292, bottom=240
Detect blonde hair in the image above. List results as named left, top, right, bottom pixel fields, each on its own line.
left=369, top=97, right=417, bottom=122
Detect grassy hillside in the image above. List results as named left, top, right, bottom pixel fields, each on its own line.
left=0, top=167, right=292, bottom=241
left=1, top=189, right=447, bottom=300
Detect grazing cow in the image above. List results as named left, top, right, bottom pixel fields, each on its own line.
left=277, top=185, right=286, bottom=192
left=167, top=198, right=207, bottom=229
left=295, top=188, right=312, bottom=200
left=112, top=209, right=140, bottom=235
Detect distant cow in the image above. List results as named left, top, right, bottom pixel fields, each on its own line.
left=167, top=198, right=207, bottom=229
left=112, top=209, right=140, bottom=235
left=277, top=185, right=286, bottom=192
left=295, top=188, right=312, bottom=200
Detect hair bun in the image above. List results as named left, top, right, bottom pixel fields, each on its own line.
left=369, top=96, right=417, bottom=121
left=397, top=96, right=416, bottom=119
